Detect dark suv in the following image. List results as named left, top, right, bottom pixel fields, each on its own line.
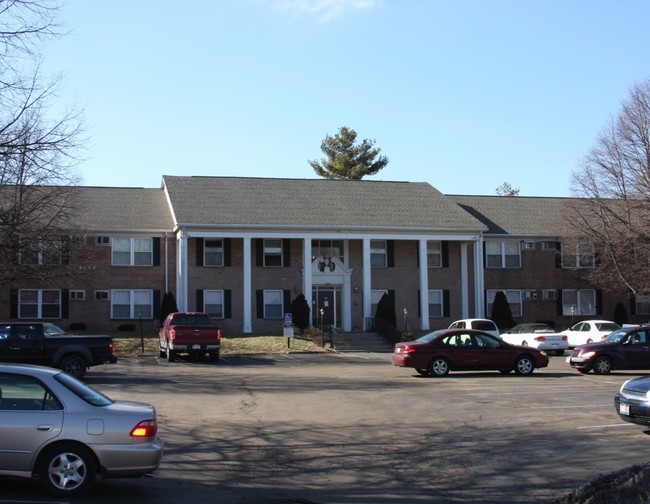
left=568, top=325, right=650, bottom=374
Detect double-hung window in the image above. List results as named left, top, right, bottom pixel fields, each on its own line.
left=20, top=238, right=64, bottom=266
left=263, top=290, right=283, bottom=318
left=204, top=239, right=224, bottom=267
left=18, top=289, right=61, bottom=319
left=427, top=241, right=442, bottom=268
left=428, top=289, right=443, bottom=317
left=562, top=289, right=596, bottom=316
left=204, top=290, right=224, bottom=318
left=112, top=238, right=153, bottom=266
left=111, top=289, right=153, bottom=319
left=486, top=290, right=522, bottom=317
left=486, top=242, right=521, bottom=268
left=370, top=240, right=387, bottom=268
left=561, top=242, right=595, bottom=268
left=263, top=239, right=283, bottom=267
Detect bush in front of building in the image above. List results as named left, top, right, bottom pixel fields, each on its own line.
left=491, top=291, right=515, bottom=331
left=289, top=293, right=310, bottom=331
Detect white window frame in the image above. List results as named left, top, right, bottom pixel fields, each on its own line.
left=204, top=239, right=224, bottom=267
left=263, top=239, right=283, bottom=267
left=636, top=294, right=650, bottom=316
left=263, top=290, right=284, bottom=319
left=18, top=289, right=61, bottom=319
left=427, top=241, right=442, bottom=268
left=523, top=289, right=537, bottom=300
left=562, top=242, right=595, bottom=269
left=70, top=290, right=86, bottom=301
left=521, top=241, right=536, bottom=250
left=486, top=242, right=521, bottom=268
left=204, top=289, right=224, bottom=319
left=562, top=289, right=596, bottom=316
left=486, top=290, right=523, bottom=317
left=96, top=236, right=110, bottom=246
left=370, top=240, right=387, bottom=268
left=111, top=289, right=153, bottom=319
left=428, top=289, right=443, bottom=317
left=94, top=290, right=110, bottom=301
left=19, top=238, right=64, bottom=266
left=112, top=237, right=153, bottom=266
left=312, top=239, right=344, bottom=262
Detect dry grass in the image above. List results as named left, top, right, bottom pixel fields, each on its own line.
left=110, top=332, right=327, bottom=357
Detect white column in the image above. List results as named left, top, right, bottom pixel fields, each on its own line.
left=362, top=238, right=372, bottom=330
left=460, top=242, right=469, bottom=318
left=243, top=237, right=252, bottom=333
left=176, top=231, right=188, bottom=311
left=418, top=239, right=430, bottom=330
left=474, top=236, right=485, bottom=317
left=303, top=238, right=313, bottom=326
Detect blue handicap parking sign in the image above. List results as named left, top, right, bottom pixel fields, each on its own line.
left=284, top=313, right=293, bottom=324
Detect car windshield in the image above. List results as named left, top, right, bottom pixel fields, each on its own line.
left=416, top=331, right=443, bottom=343
left=596, top=322, right=620, bottom=331
left=603, top=329, right=631, bottom=344
left=55, top=372, right=114, bottom=406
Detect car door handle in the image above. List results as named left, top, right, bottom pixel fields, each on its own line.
left=36, top=425, right=54, bottom=431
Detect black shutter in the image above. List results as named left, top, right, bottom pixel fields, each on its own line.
left=387, top=240, right=395, bottom=267
left=256, top=239, right=263, bottom=267
left=224, top=238, right=231, bottom=267
left=284, top=290, right=291, bottom=313
left=442, top=241, right=449, bottom=268
left=283, top=239, right=291, bottom=267
left=10, top=289, right=17, bottom=319
left=152, top=237, right=161, bottom=266
left=596, top=289, right=603, bottom=316
left=61, top=289, right=69, bottom=319
left=224, top=290, right=232, bottom=319
left=153, top=290, right=161, bottom=319
left=256, top=290, right=264, bottom=318
left=555, top=242, right=562, bottom=268
left=443, top=290, right=450, bottom=317
left=416, top=243, right=420, bottom=267
left=557, top=290, right=563, bottom=316
left=196, top=238, right=204, bottom=266
left=196, top=290, right=204, bottom=312
left=388, top=290, right=395, bottom=310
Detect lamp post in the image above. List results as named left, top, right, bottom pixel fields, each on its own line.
left=320, top=308, right=325, bottom=347
left=403, top=308, right=408, bottom=332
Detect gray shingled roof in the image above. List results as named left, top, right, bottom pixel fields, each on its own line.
left=163, top=176, right=487, bottom=232
left=71, top=186, right=174, bottom=231
left=449, top=195, right=576, bottom=236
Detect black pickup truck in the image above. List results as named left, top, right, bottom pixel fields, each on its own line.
left=0, top=322, right=116, bottom=378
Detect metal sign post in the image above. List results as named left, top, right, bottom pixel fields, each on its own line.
left=283, top=313, right=294, bottom=351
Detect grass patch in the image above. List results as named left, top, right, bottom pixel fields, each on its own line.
left=110, top=332, right=327, bottom=357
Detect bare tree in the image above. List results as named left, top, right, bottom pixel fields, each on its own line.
left=496, top=181, right=520, bottom=196
left=0, top=0, right=87, bottom=286
left=568, top=78, right=650, bottom=295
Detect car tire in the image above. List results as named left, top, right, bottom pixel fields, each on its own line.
left=415, top=368, right=430, bottom=376
left=592, top=356, right=612, bottom=375
left=429, top=357, right=450, bottom=377
left=587, top=339, right=594, bottom=344
left=514, top=356, right=535, bottom=376
left=159, top=345, right=165, bottom=358
left=59, top=355, right=86, bottom=379
left=38, top=442, right=97, bottom=497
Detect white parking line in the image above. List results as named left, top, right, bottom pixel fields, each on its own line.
left=577, top=423, right=635, bottom=430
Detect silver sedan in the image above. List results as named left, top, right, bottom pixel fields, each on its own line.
left=0, top=363, right=163, bottom=496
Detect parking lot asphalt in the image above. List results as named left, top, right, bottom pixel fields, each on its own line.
left=1, top=352, right=649, bottom=504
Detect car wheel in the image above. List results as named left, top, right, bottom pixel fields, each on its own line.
left=554, top=350, right=565, bottom=356
left=209, top=351, right=220, bottom=362
left=429, top=357, right=450, bottom=377
left=59, top=355, right=86, bottom=379
left=592, top=356, right=612, bottom=375
left=521, top=341, right=529, bottom=346
left=38, top=443, right=97, bottom=497
left=587, top=339, right=594, bottom=344
left=514, top=356, right=534, bottom=376
left=415, top=368, right=430, bottom=376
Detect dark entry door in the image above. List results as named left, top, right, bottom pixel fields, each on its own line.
left=314, top=289, right=335, bottom=326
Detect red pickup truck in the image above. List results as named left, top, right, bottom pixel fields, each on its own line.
left=158, top=312, right=221, bottom=362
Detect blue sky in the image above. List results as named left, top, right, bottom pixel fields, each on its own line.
left=42, top=0, right=650, bottom=196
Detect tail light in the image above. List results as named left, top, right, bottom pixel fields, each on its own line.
left=398, top=345, right=415, bottom=354
left=217, top=329, right=222, bottom=342
left=108, top=342, right=113, bottom=353
left=169, top=328, right=176, bottom=340
left=131, top=419, right=157, bottom=438
left=534, top=336, right=546, bottom=341
left=562, top=336, right=568, bottom=341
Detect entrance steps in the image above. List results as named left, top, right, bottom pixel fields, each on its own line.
left=330, top=331, right=394, bottom=353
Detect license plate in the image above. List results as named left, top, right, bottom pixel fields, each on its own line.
left=192, top=344, right=201, bottom=350
left=620, top=403, right=630, bottom=416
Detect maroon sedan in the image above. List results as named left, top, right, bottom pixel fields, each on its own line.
left=391, top=329, right=549, bottom=377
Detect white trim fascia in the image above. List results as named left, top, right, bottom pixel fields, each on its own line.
left=85, top=228, right=173, bottom=234
left=173, top=222, right=487, bottom=233
left=162, top=178, right=180, bottom=226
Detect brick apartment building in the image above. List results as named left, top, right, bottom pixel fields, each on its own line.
left=3, top=175, right=644, bottom=334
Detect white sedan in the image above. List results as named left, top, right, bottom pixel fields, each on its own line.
left=500, top=323, right=569, bottom=356
left=561, top=320, right=620, bottom=348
